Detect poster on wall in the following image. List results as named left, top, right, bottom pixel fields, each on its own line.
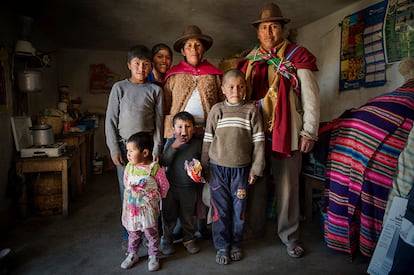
left=339, top=1, right=388, bottom=91
left=90, top=64, right=120, bottom=93
left=384, top=0, right=414, bottom=63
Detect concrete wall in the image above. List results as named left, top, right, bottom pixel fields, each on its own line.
left=56, top=49, right=128, bottom=160
left=297, top=0, right=404, bottom=122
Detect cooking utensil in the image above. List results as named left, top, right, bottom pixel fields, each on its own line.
left=30, top=123, right=55, bottom=146
left=15, top=40, right=35, bottom=56
left=17, top=69, right=42, bottom=92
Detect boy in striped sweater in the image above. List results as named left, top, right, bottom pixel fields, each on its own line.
left=201, top=69, right=265, bottom=265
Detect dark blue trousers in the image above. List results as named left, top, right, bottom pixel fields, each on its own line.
left=210, top=164, right=249, bottom=250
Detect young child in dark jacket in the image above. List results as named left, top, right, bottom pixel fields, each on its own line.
left=160, top=111, right=202, bottom=255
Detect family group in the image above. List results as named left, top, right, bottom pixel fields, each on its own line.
left=105, top=2, right=320, bottom=272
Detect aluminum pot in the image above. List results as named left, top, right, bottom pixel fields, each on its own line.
left=17, top=69, right=42, bottom=92
left=30, top=124, right=55, bottom=146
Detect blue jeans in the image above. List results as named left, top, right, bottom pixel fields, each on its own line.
left=210, top=164, right=249, bottom=250
left=116, top=142, right=129, bottom=241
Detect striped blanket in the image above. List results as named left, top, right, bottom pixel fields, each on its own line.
left=324, top=87, right=414, bottom=257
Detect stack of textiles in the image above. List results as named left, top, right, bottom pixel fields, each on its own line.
left=324, top=86, right=414, bottom=257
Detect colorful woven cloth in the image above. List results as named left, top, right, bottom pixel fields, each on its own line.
left=237, top=41, right=318, bottom=158
left=324, top=87, right=414, bottom=257
left=245, top=44, right=299, bottom=90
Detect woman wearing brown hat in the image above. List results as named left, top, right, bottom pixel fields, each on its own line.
left=163, top=25, right=223, bottom=138
left=161, top=25, right=223, bottom=256
left=237, top=3, right=320, bottom=258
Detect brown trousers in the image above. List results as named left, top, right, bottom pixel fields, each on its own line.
left=245, top=150, right=302, bottom=245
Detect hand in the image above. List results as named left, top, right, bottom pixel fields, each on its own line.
left=171, top=137, right=187, bottom=149
left=300, top=136, right=315, bottom=153
left=248, top=173, right=257, bottom=185
left=111, top=153, right=124, bottom=166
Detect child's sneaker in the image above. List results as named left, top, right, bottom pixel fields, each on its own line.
left=148, top=255, right=159, bottom=272
left=184, top=240, right=200, bottom=254
left=120, top=253, right=139, bottom=269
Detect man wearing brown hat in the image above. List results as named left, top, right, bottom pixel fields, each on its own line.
left=237, top=2, right=320, bottom=258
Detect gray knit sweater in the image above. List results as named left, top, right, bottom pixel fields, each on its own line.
left=105, top=79, right=163, bottom=157
left=201, top=100, right=265, bottom=177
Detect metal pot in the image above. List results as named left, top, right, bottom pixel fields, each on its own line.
left=30, top=124, right=55, bottom=146
left=17, top=69, right=42, bottom=92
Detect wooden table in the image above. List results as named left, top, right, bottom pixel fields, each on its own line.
left=15, top=147, right=79, bottom=217
left=55, top=129, right=95, bottom=192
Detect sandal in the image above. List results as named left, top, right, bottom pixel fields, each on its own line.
left=230, top=247, right=242, bottom=261
left=216, top=249, right=230, bottom=265
left=287, top=242, right=304, bottom=258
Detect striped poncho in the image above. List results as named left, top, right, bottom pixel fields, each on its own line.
left=324, top=85, right=414, bottom=257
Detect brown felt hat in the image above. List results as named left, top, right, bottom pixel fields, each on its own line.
left=252, top=3, right=291, bottom=27
left=173, top=25, right=213, bottom=52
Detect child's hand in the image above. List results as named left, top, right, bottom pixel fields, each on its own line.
left=111, top=153, right=124, bottom=166
left=248, top=173, right=257, bottom=185
left=172, top=137, right=187, bottom=149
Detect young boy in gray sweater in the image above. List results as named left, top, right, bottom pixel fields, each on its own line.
left=105, top=45, right=164, bottom=248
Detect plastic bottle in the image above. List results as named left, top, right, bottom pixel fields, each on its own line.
left=63, top=111, right=70, bottom=133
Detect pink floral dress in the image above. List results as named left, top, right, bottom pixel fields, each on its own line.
left=121, top=162, right=169, bottom=231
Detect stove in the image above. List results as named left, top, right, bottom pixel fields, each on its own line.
left=11, top=116, right=67, bottom=158
left=20, top=142, right=67, bottom=158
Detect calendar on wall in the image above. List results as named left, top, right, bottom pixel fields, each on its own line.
left=384, top=0, right=414, bottom=63
left=339, top=1, right=388, bottom=91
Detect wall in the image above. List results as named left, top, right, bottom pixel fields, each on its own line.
left=57, top=49, right=128, bottom=160
left=297, top=0, right=404, bottom=122
left=0, top=7, right=19, bottom=238
left=0, top=63, right=14, bottom=238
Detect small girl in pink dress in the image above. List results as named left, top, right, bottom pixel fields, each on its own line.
left=120, top=132, right=169, bottom=271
